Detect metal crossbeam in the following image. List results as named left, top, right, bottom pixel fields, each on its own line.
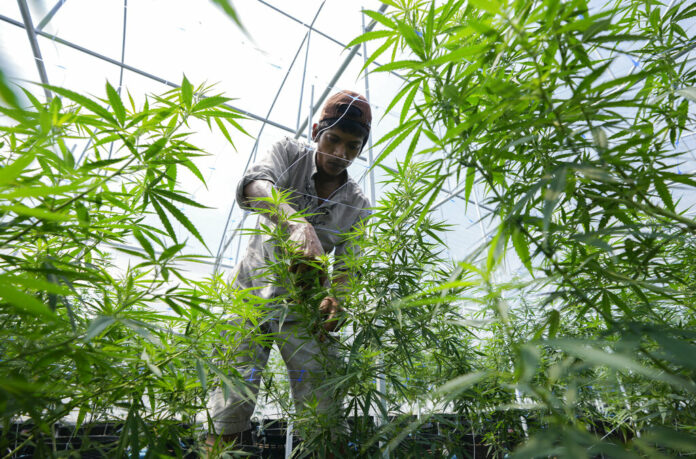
left=0, top=14, right=306, bottom=138
left=257, top=0, right=346, bottom=50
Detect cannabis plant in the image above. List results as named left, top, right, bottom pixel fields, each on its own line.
left=348, top=0, right=696, bottom=456
left=0, top=77, right=258, bottom=457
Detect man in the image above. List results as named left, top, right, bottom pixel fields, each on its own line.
left=207, top=90, right=372, bottom=451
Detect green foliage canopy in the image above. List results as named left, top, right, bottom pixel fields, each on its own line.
left=347, top=0, right=696, bottom=455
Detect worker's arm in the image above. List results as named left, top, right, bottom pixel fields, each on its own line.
left=246, top=179, right=338, bottom=340
left=243, top=179, right=324, bottom=260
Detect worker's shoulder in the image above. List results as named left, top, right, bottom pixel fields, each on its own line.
left=343, top=176, right=371, bottom=211
left=275, top=136, right=311, bottom=155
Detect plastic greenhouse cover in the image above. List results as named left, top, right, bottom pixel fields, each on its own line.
left=0, top=0, right=694, bottom=284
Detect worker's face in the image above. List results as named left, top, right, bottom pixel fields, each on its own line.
left=312, top=124, right=364, bottom=178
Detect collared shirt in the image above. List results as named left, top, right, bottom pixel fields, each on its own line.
left=230, top=137, right=370, bottom=303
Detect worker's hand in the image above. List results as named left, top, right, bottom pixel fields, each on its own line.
left=287, top=221, right=327, bottom=291
left=287, top=220, right=323, bottom=260
left=318, top=296, right=344, bottom=342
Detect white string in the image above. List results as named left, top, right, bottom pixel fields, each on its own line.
left=298, top=71, right=401, bottom=122
left=274, top=185, right=368, bottom=213
left=268, top=143, right=382, bottom=215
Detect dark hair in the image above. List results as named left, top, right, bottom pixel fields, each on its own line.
left=316, top=118, right=369, bottom=149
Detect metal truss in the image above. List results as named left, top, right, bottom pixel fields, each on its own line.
left=0, top=13, right=307, bottom=138
left=2, top=1, right=491, bottom=266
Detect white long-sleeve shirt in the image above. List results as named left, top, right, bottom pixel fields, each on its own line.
left=230, top=137, right=370, bottom=311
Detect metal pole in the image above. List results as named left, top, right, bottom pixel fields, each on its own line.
left=117, top=0, right=127, bottom=93
left=362, top=9, right=376, bottom=207
left=284, top=421, right=293, bottom=459
left=107, top=0, right=128, bottom=161
left=256, top=0, right=347, bottom=49
left=233, top=213, right=249, bottom=263
left=214, top=215, right=248, bottom=274
left=36, top=0, right=67, bottom=31
left=472, top=180, right=529, bottom=438
left=294, top=3, right=389, bottom=140
left=17, top=0, right=51, bottom=100
left=296, top=16, right=312, bottom=133
left=361, top=10, right=388, bottom=457
left=308, top=85, right=314, bottom=142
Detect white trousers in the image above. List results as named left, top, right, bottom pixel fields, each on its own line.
left=208, top=317, right=339, bottom=435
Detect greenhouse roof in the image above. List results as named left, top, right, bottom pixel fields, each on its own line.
left=1, top=0, right=695, bottom=279
left=0, top=0, right=517, bottom=279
